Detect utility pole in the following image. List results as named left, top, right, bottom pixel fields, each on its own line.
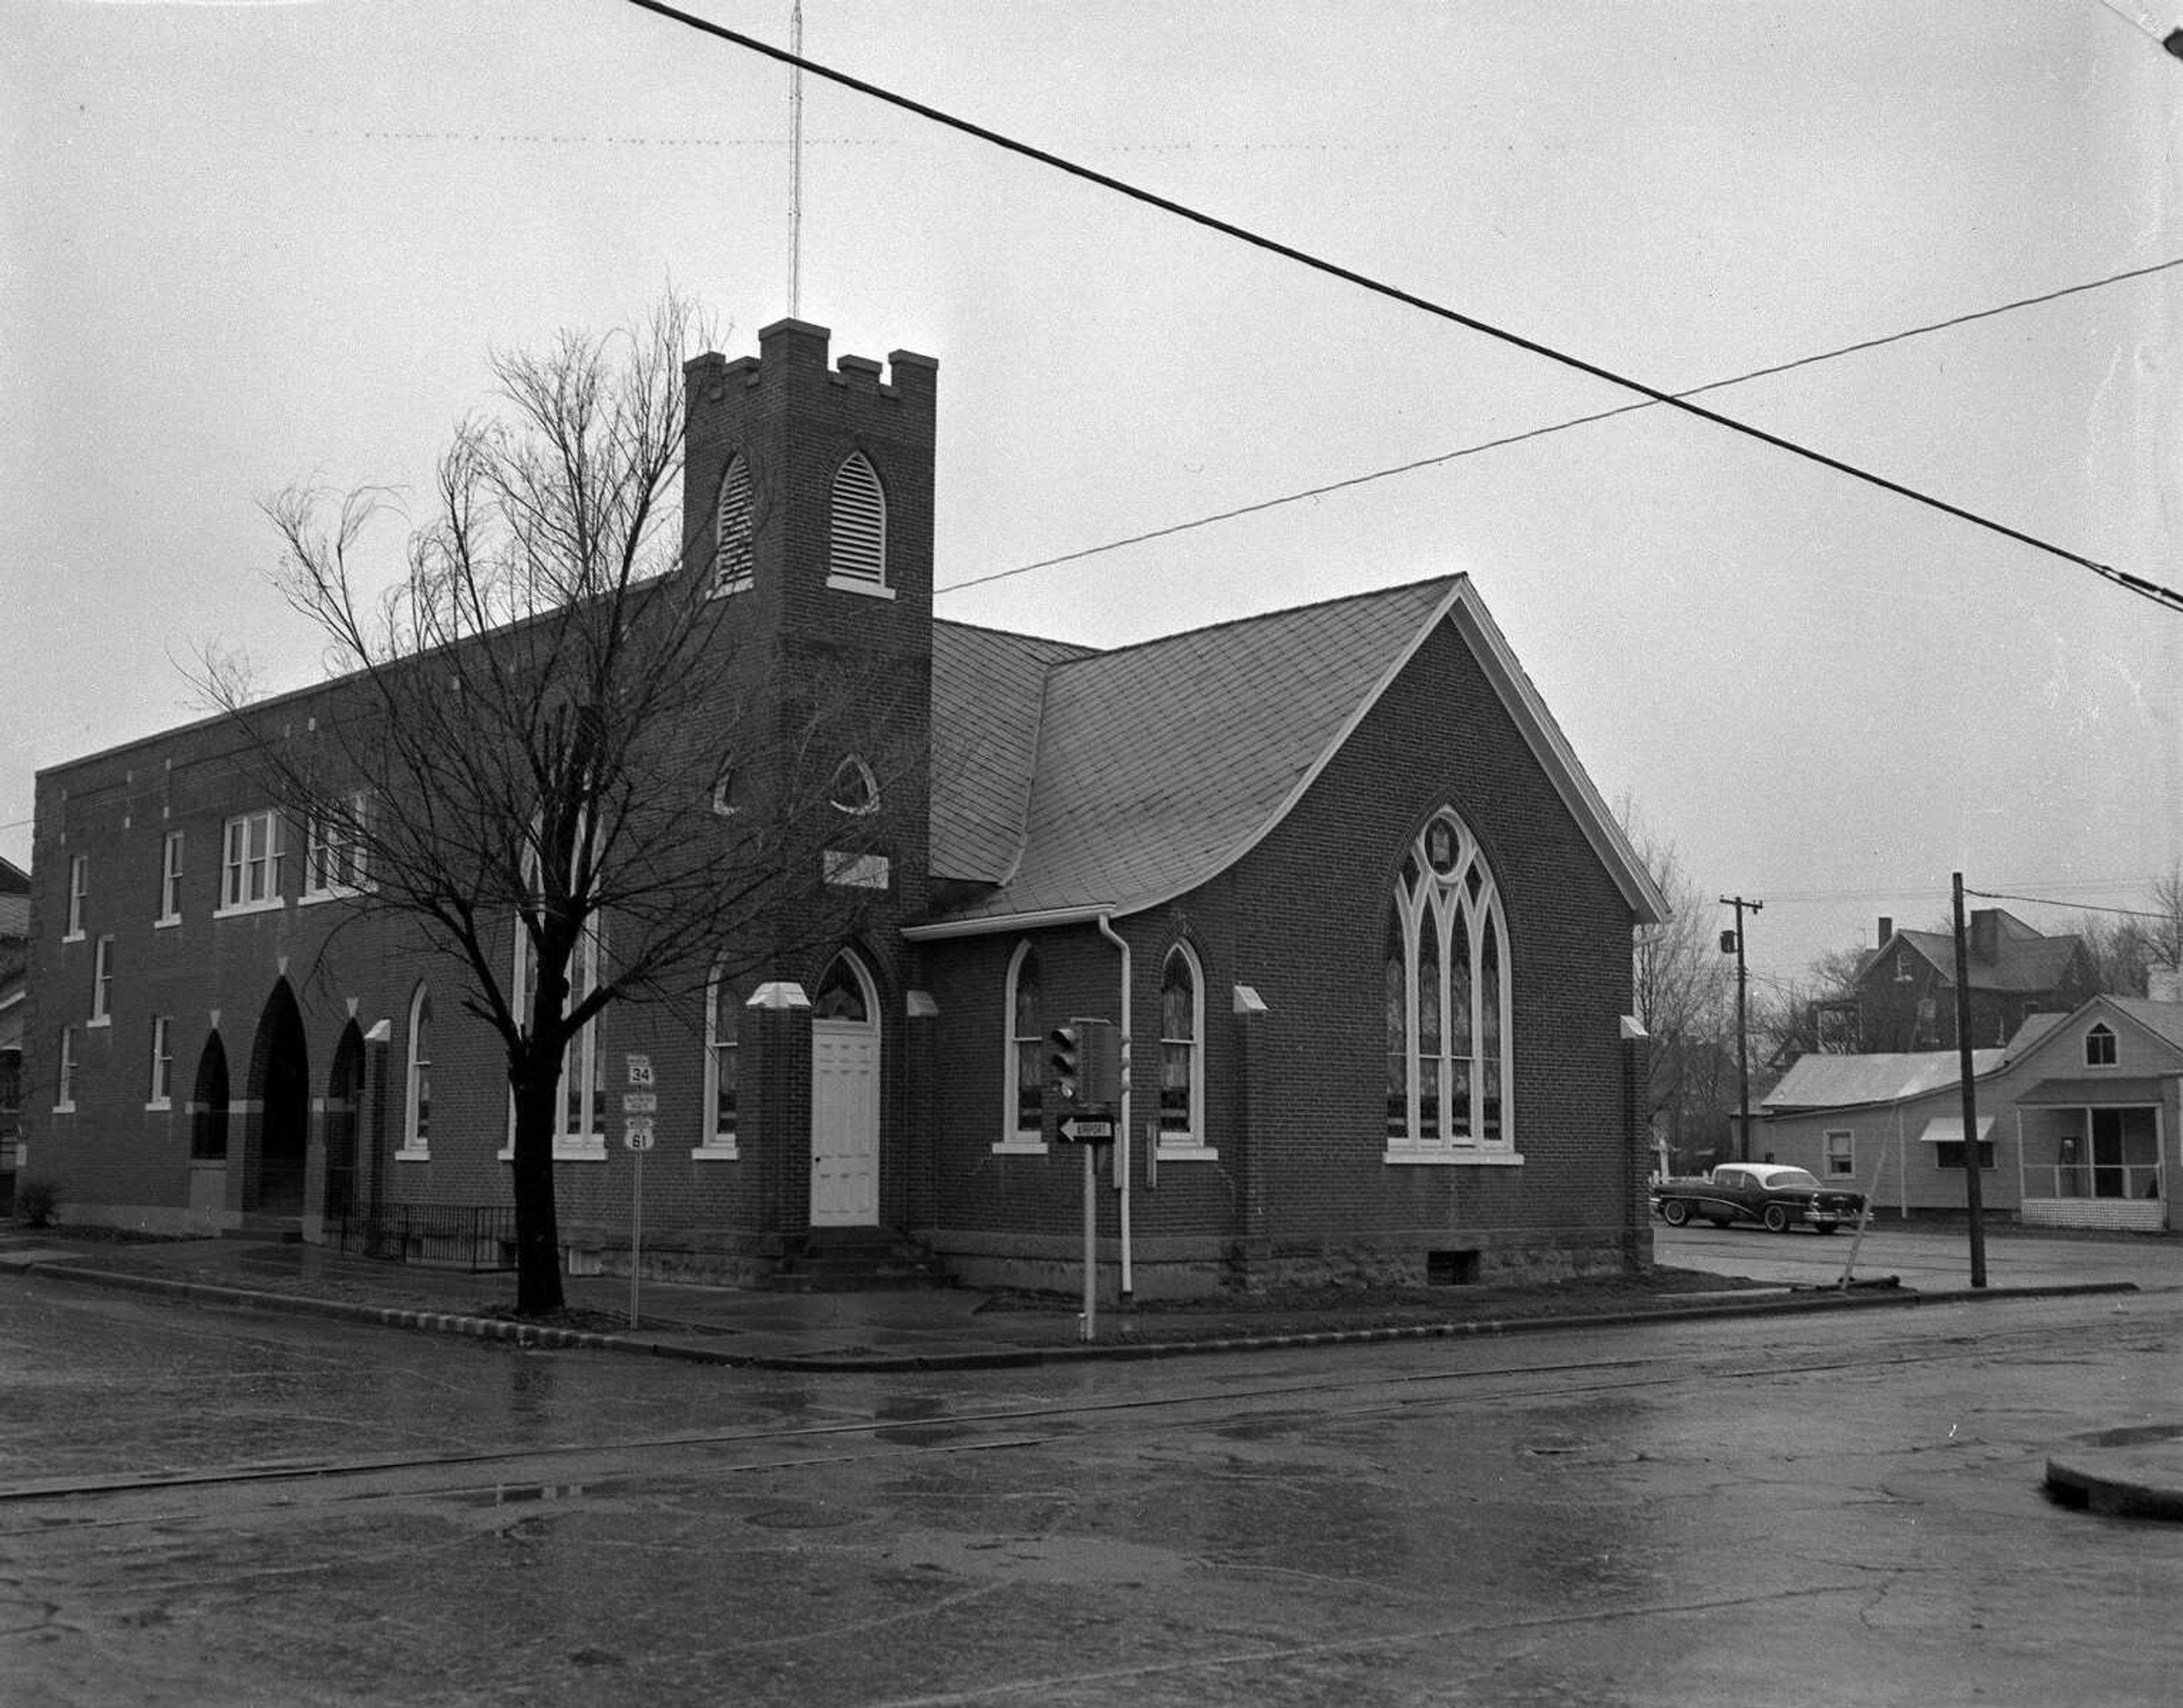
left=1951, top=872, right=1989, bottom=1288
left=1720, top=896, right=1763, bottom=1163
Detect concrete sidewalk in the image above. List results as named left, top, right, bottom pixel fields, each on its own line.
left=0, top=1226, right=2139, bottom=1374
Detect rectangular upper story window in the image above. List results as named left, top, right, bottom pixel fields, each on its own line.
left=218, top=810, right=283, bottom=915
left=64, top=854, right=88, bottom=941
left=148, top=1015, right=174, bottom=1109
left=157, top=831, right=185, bottom=925
left=89, top=935, right=115, bottom=1026
left=303, top=796, right=367, bottom=900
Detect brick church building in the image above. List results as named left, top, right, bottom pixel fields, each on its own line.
left=22, top=317, right=1666, bottom=1296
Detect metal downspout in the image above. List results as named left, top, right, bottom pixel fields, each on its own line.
left=1098, top=911, right=1133, bottom=1300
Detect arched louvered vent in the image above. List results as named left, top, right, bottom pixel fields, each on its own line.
left=827, top=452, right=887, bottom=588
left=713, top=455, right=753, bottom=595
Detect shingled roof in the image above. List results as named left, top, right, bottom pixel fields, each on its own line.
left=919, top=575, right=1665, bottom=934
left=1881, top=916, right=2086, bottom=994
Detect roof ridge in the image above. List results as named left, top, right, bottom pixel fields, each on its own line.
left=1039, top=573, right=1461, bottom=673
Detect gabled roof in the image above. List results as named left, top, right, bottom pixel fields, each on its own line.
left=1763, top=1049, right=2007, bottom=1111
left=1870, top=911, right=2085, bottom=995
left=917, top=575, right=1666, bottom=935
left=2098, top=996, right=2183, bottom=1054
left=1763, top=994, right=2183, bottom=1117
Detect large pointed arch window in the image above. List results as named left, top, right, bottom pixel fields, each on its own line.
left=713, top=453, right=753, bottom=596
left=825, top=451, right=889, bottom=594
left=1385, top=809, right=1514, bottom=1159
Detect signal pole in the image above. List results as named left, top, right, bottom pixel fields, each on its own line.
left=1720, top=896, right=1763, bottom=1162
left=1951, top=872, right=1989, bottom=1288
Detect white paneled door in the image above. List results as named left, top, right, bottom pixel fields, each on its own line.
left=811, top=1026, right=879, bottom=1224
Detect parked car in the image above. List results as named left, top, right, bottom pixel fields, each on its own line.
left=1650, top=1163, right=1866, bottom=1234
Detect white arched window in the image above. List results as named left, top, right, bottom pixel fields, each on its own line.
left=698, top=959, right=740, bottom=1155
left=1000, top=941, right=1044, bottom=1150
left=1385, top=808, right=1514, bottom=1158
left=825, top=451, right=889, bottom=592
left=1157, top=942, right=1206, bottom=1153
left=713, top=454, right=753, bottom=595
left=401, top=986, right=433, bottom=1158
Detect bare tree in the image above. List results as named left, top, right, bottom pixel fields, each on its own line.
left=1620, top=799, right=1734, bottom=1171
left=202, top=295, right=903, bottom=1314
left=1752, top=946, right=1869, bottom=1068
left=2067, top=867, right=2183, bottom=998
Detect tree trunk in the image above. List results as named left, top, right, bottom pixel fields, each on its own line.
left=509, top=1069, right=566, bottom=1316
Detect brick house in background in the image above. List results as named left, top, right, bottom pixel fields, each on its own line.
left=0, top=855, right=27, bottom=1214
left=22, top=317, right=1666, bottom=1296
left=1813, top=910, right=2096, bottom=1054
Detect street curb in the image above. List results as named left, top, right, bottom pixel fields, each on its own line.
left=14, top=1261, right=749, bottom=1365
left=9, top=1259, right=2137, bottom=1373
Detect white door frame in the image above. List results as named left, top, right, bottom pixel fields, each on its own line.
left=810, top=951, right=881, bottom=1227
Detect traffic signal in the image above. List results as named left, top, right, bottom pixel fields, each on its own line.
left=1048, top=1024, right=1080, bottom=1101
left=1080, top=1019, right=1121, bottom=1109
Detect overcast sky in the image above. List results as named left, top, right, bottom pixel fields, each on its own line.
left=5, top=0, right=2180, bottom=997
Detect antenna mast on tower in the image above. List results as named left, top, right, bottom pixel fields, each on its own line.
left=787, top=0, right=805, bottom=317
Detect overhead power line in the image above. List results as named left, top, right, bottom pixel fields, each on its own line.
left=939, top=255, right=2183, bottom=595
left=1965, top=886, right=2180, bottom=924
left=628, top=0, right=2183, bottom=615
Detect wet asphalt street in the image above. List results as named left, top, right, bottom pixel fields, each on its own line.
left=5, top=1269, right=2183, bottom=1706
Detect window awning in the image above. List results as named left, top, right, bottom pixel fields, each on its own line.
left=1918, top=1116, right=1996, bottom=1143
left=2014, top=1077, right=2166, bottom=1107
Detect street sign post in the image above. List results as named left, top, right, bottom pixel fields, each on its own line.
left=625, top=1056, right=657, bottom=1326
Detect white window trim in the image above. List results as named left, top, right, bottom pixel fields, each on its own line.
left=146, top=1015, right=174, bottom=1110
left=301, top=795, right=369, bottom=904
left=64, top=854, right=87, bottom=942
left=825, top=450, right=891, bottom=595
left=214, top=810, right=285, bottom=918
left=995, top=939, right=1049, bottom=1155
left=694, top=960, right=740, bottom=1159
left=1384, top=809, right=1518, bottom=1162
left=829, top=755, right=881, bottom=818
left=156, top=831, right=184, bottom=927
left=825, top=575, right=898, bottom=601
left=399, top=985, right=433, bottom=1159
left=1381, top=1149, right=1528, bottom=1167
left=1824, top=1128, right=1856, bottom=1178
left=712, top=453, right=754, bottom=598
left=53, top=1026, right=76, bottom=1113
left=87, top=934, right=115, bottom=1027
left=1156, top=941, right=1211, bottom=1155
left=2085, top=1023, right=2119, bottom=1069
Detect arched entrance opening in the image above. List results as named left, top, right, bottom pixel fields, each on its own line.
left=190, top=1033, right=230, bottom=1159
left=246, top=981, right=310, bottom=1213
left=324, top=1022, right=365, bottom=1225
left=810, top=950, right=881, bottom=1227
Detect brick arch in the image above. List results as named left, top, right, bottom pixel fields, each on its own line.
left=243, top=979, right=310, bottom=1213
left=323, top=1020, right=366, bottom=1224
